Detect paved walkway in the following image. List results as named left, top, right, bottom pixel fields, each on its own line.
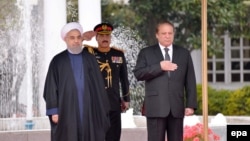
left=1, top=114, right=250, bottom=141
left=0, top=128, right=148, bottom=141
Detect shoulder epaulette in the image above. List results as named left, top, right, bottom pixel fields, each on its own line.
left=111, top=46, right=125, bottom=53
left=83, top=44, right=97, bottom=55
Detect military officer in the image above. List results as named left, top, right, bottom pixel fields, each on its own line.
left=83, top=22, right=130, bottom=141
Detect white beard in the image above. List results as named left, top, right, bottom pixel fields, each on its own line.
left=67, top=46, right=83, bottom=54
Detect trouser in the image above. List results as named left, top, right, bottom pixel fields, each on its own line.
left=105, top=111, right=121, bottom=141
left=147, top=112, right=183, bottom=141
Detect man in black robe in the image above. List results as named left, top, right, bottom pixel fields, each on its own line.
left=43, top=22, right=110, bottom=141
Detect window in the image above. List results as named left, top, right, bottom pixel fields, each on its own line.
left=208, top=34, right=250, bottom=83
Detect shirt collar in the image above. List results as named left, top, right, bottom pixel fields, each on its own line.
left=159, top=43, right=173, bottom=52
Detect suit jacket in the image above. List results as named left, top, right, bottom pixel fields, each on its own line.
left=133, top=44, right=197, bottom=118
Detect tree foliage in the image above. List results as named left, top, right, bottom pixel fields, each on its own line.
left=101, top=0, right=140, bottom=28
left=102, top=0, right=250, bottom=53
left=67, top=0, right=78, bottom=22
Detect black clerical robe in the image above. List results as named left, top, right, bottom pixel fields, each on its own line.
left=43, top=50, right=110, bottom=141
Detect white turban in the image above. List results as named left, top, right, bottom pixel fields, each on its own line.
left=61, top=22, right=83, bottom=40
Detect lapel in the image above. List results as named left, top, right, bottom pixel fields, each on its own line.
left=172, top=45, right=179, bottom=64
left=152, top=44, right=164, bottom=61
left=171, top=45, right=181, bottom=77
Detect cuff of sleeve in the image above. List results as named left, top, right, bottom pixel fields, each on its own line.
left=46, top=108, right=58, bottom=116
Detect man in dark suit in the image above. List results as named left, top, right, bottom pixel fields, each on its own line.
left=133, top=20, right=197, bottom=141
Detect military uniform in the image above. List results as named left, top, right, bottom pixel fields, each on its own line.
left=84, top=45, right=130, bottom=111
left=83, top=22, right=130, bottom=141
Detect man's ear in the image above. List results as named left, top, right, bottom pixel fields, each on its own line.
left=155, top=33, right=159, bottom=40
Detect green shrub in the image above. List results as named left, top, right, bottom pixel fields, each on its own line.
left=196, top=84, right=203, bottom=114
left=224, top=86, right=250, bottom=115
left=196, top=84, right=232, bottom=115
left=132, top=84, right=250, bottom=116
left=208, top=88, right=231, bottom=115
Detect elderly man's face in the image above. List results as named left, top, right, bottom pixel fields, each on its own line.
left=155, top=23, right=175, bottom=47
left=65, top=29, right=82, bottom=52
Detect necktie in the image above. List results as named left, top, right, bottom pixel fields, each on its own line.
left=164, top=47, right=171, bottom=77
left=164, top=48, right=170, bottom=61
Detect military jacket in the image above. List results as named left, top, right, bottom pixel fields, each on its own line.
left=84, top=45, right=130, bottom=111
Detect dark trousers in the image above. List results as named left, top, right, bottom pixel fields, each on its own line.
left=146, top=112, right=183, bottom=141
left=105, top=111, right=121, bottom=141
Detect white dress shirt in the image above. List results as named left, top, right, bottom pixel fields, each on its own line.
left=159, top=43, right=173, bottom=61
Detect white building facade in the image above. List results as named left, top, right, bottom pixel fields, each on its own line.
left=192, top=34, right=250, bottom=90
